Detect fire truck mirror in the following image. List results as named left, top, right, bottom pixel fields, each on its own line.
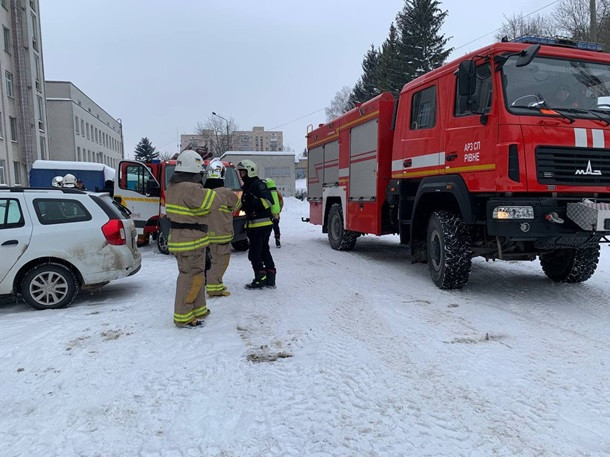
left=458, top=60, right=476, bottom=97
left=515, top=44, right=540, bottom=68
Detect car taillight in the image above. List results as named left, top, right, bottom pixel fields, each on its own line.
left=101, top=219, right=126, bottom=245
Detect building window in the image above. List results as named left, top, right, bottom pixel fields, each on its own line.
left=0, top=111, right=3, bottom=138
left=77, top=146, right=81, bottom=161
left=1, top=0, right=7, bottom=10
left=39, top=136, right=46, bottom=159
left=37, top=95, right=43, bottom=121
left=86, top=123, right=90, bottom=139
left=13, top=161, right=21, bottom=185
left=9, top=116, right=17, bottom=141
left=34, top=54, right=41, bottom=90
left=75, top=116, right=80, bottom=134
left=81, top=119, right=84, bottom=136
left=3, top=26, right=10, bottom=53
left=5, top=71, right=13, bottom=98
left=31, top=13, right=38, bottom=51
left=0, top=159, right=5, bottom=184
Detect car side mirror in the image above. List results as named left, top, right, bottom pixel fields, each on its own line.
left=145, top=180, right=161, bottom=197
left=458, top=60, right=476, bottom=97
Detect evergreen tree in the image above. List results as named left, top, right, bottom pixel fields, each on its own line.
left=134, top=137, right=159, bottom=162
left=396, top=0, right=452, bottom=81
left=349, top=44, right=381, bottom=106
left=376, top=23, right=403, bottom=97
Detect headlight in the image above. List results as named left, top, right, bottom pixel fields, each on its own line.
left=239, top=210, right=246, bottom=216
left=493, top=206, right=534, bottom=220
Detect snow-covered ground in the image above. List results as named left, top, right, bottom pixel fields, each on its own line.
left=1, top=198, right=609, bottom=457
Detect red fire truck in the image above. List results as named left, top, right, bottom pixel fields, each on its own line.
left=306, top=37, right=610, bottom=289
left=114, top=159, right=248, bottom=254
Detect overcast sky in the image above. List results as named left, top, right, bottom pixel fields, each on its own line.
left=40, top=0, right=553, bottom=158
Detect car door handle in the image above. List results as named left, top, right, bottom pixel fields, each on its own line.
left=446, top=152, right=459, bottom=162
left=1, top=239, right=18, bottom=246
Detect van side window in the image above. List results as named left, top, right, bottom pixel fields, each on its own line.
left=410, top=86, right=437, bottom=130
left=455, top=63, right=493, bottom=116
left=0, top=198, right=25, bottom=229
left=120, top=163, right=154, bottom=195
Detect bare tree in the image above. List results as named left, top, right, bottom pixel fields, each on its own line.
left=554, top=0, right=610, bottom=46
left=325, top=86, right=353, bottom=122
left=194, top=115, right=239, bottom=157
left=158, top=151, right=174, bottom=161
left=496, top=13, right=556, bottom=41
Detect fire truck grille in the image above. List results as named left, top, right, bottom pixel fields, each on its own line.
left=536, top=147, right=610, bottom=186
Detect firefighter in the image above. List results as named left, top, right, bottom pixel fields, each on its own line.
left=166, top=150, right=221, bottom=327
left=236, top=159, right=276, bottom=289
left=204, top=159, right=240, bottom=297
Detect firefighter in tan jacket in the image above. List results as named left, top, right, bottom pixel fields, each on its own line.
left=204, top=159, right=240, bottom=297
left=166, top=150, right=221, bottom=328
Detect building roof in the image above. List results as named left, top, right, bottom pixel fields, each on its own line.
left=221, top=151, right=295, bottom=159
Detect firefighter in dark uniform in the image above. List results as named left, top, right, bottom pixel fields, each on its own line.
left=236, top=159, right=276, bottom=289
left=166, top=150, right=221, bottom=327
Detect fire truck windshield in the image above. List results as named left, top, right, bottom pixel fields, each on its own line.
left=502, top=55, right=610, bottom=119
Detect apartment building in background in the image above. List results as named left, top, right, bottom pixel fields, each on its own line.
left=220, top=150, right=296, bottom=196
left=180, top=126, right=284, bottom=154
left=0, top=0, right=49, bottom=186
left=45, top=81, right=123, bottom=168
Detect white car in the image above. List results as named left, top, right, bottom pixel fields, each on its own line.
left=0, top=187, right=141, bottom=310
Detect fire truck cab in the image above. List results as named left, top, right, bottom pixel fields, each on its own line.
left=307, top=37, right=610, bottom=289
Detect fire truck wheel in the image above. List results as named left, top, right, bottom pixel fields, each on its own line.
left=328, top=203, right=358, bottom=251
left=157, top=231, right=170, bottom=255
left=232, top=240, right=250, bottom=251
left=539, top=246, right=600, bottom=283
left=426, top=211, right=472, bottom=289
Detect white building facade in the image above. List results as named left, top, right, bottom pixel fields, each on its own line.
left=0, top=0, right=49, bottom=186
left=45, top=81, right=123, bottom=168
left=220, top=151, right=296, bottom=196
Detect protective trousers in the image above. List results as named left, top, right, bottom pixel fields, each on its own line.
left=173, top=249, right=208, bottom=325
left=206, top=243, right=231, bottom=295
left=247, top=225, right=275, bottom=274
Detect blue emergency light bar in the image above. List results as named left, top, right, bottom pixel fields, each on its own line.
left=513, top=36, right=604, bottom=52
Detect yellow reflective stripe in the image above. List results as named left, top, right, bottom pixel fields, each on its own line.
left=219, top=205, right=232, bottom=213
left=233, top=199, right=242, bottom=210
left=193, top=305, right=209, bottom=318
left=209, top=234, right=233, bottom=243
left=206, top=284, right=224, bottom=291
left=168, top=236, right=210, bottom=252
left=174, top=311, right=195, bottom=322
left=198, top=190, right=216, bottom=213
left=246, top=220, right=273, bottom=228
left=260, top=198, right=270, bottom=209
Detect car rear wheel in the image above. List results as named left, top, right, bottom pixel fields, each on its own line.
left=157, top=231, right=169, bottom=255
left=232, top=239, right=249, bottom=251
left=21, top=263, right=79, bottom=310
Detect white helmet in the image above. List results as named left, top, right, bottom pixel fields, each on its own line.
left=207, top=159, right=225, bottom=180
left=236, top=159, right=258, bottom=178
left=175, top=150, right=204, bottom=173
left=63, top=174, right=77, bottom=187
left=51, top=176, right=64, bottom=188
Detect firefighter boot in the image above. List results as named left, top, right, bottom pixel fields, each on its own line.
left=275, top=236, right=281, bottom=248
left=245, top=271, right=267, bottom=289
left=266, top=268, right=276, bottom=289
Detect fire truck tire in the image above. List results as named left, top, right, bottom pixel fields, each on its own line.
left=539, top=246, right=600, bottom=283
left=328, top=203, right=358, bottom=251
left=426, top=211, right=472, bottom=289
left=232, top=239, right=250, bottom=251
left=157, top=231, right=170, bottom=255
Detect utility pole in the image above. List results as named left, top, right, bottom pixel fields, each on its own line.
left=590, top=0, right=597, bottom=41
left=212, top=112, right=230, bottom=156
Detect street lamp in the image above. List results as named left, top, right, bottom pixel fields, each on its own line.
left=212, top=111, right=230, bottom=154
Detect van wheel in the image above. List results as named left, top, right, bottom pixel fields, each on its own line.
left=427, top=211, right=472, bottom=289
left=21, top=263, right=79, bottom=310
left=157, top=231, right=169, bottom=255
left=540, top=246, right=600, bottom=283
left=232, top=239, right=249, bottom=251
left=328, top=203, right=358, bottom=251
